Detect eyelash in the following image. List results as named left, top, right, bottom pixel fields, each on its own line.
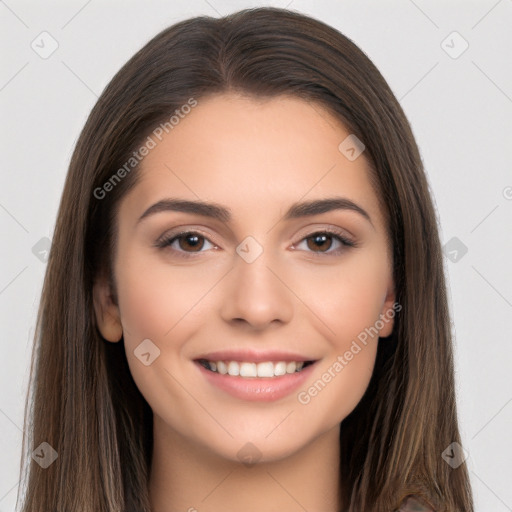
left=154, top=228, right=357, bottom=259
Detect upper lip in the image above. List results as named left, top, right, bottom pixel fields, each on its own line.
left=194, top=349, right=317, bottom=363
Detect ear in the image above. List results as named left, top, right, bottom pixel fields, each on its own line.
left=93, top=275, right=123, bottom=343
left=378, top=276, right=397, bottom=338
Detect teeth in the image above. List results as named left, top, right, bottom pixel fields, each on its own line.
left=217, top=361, right=228, bottom=374
left=274, top=362, right=287, bottom=376
left=204, top=359, right=310, bottom=378
left=257, top=362, right=274, bottom=378
left=227, top=361, right=239, bottom=376
left=240, top=362, right=257, bottom=377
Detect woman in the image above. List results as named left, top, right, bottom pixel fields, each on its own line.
left=19, top=7, right=473, bottom=512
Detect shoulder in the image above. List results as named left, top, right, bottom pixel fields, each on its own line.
left=396, top=495, right=435, bottom=512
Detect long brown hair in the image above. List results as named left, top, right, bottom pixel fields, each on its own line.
left=19, top=7, right=473, bottom=511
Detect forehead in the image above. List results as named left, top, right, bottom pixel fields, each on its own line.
left=120, top=93, right=384, bottom=231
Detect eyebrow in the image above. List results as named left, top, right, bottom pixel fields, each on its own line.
left=137, top=196, right=373, bottom=227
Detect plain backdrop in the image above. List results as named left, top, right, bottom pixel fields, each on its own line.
left=1, top=1, right=511, bottom=510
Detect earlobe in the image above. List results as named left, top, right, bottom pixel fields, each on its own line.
left=92, top=277, right=123, bottom=343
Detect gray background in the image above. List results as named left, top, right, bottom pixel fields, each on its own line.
left=1, top=0, right=511, bottom=510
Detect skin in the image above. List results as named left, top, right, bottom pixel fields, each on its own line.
left=93, top=93, right=396, bottom=512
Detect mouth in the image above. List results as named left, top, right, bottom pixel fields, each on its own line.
left=196, top=358, right=316, bottom=378
left=194, top=351, right=318, bottom=402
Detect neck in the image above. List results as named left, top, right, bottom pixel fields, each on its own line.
left=149, top=414, right=341, bottom=512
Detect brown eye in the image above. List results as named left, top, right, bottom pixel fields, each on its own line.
left=177, top=233, right=205, bottom=252
left=306, top=233, right=333, bottom=252
left=293, top=230, right=355, bottom=256
left=155, top=231, right=216, bottom=256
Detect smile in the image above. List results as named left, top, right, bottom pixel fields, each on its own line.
left=194, top=358, right=318, bottom=402
left=197, top=359, right=314, bottom=378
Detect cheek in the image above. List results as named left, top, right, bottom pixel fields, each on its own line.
left=112, top=251, right=223, bottom=427
left=114, top=249, right=223, bottom=347
left=113, top=248, right=228, bottom=398
left=292, top=249, right=391, bottom=344
left=290, top=252, right=390, bottom=423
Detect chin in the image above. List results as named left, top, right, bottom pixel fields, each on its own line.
left=200, top=428, right=314, bottom=467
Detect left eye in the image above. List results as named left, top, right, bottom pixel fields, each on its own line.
left=294, top=232, right=354, bottom=254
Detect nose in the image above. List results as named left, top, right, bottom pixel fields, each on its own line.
left=220, top=251, right=294, bottom=331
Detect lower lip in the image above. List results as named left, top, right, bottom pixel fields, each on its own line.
left=195, top=361, right=317, bottom=402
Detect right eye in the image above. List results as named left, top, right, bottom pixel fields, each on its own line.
left=155, top=231, right=217, bottom=257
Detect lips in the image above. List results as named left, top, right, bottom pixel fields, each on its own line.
left=193, top=348, right=319, bottom=401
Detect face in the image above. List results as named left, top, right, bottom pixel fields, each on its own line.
left=94, top=93, right=396, bottom=464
